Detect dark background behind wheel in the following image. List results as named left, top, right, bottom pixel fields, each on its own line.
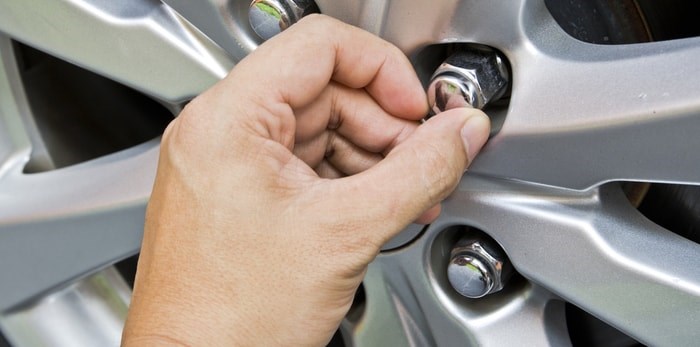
left=638, top=185, right=700, bottom=244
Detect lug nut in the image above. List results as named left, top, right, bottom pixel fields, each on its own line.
left=427, top=48, right=509, bottom=113
left=248, top=0, right=318, bottom=40
left=447, top=235, right=512, bottom=298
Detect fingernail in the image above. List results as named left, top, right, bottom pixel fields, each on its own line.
left=460, top=113, right=491, bottom=163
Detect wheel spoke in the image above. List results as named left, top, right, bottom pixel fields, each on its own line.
left=0, top=40, right=31, bottom=179
left=317, top=0, right=526, bottom=54
left=161, top=0, right=257, bottom=62
left=510, top=36, right=700, bottom=135
left=472, top=4, right=700, bottom=189
left=443, top=176, right=700, bottom=346
left=0, top=141, right=157, bottom=310
left=0, top=0, right=233, bottom=103
left=0, top=34, right=57, bottom=178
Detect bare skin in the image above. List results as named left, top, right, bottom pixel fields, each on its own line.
left=122, top=15, right=490, bottom=346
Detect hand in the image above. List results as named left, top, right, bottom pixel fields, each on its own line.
left=122, top=14, right=490, bottom=346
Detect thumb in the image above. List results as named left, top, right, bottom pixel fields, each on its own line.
left=335, top=108, right=490, bottom=242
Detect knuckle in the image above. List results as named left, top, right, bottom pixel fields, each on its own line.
left=161, top=97, right=222, bottom=161
left=160, top=118, right=178, bottom=146
left=167, top=103, right=201, bottom=144
left=299, top=12, right=324, bottom=24
left=296, top=13, right=335, bottom=32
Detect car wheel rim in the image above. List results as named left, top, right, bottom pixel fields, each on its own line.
left=0, top=1, right=698, bottom=346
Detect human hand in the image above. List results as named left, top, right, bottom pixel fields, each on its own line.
left=122, top=14, right=489, bottom=346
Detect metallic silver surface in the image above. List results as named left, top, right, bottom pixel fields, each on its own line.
left=346, top=178, right=700, bottom=346
left=447, top=237, right=510, bottom=298
left=249, top=0, right=292, bottom=40
left=427, top=50, right=509, bottom=111
left=161, top=0, right=259, bottom=61
left=447, top=254, right=492, bottom=298
left=0, top=267, right=131, bottom=347
left=347, top=209, right=570, bottom=347
left=0, top=0, right=233, bottom=103
left=0, top=0, right=699, bottom=346
left=248, top=0, right=317, bottom=40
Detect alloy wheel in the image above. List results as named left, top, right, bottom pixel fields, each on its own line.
left=0, top=1, right=698, bottom=346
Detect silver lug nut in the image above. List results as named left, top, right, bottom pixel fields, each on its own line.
left=447, top=236, right=512, bottom=298
left=249, top=0, right=318, bottom=41
left=427, top=49, right=509, bottom=113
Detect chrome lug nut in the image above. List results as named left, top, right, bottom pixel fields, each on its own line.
left=248, top=0, right=318, bottom=40
left=427, top=49, right=509, bottom=113
left=447, top=236, right=512, bottom=298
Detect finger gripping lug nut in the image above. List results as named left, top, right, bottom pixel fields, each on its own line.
left=249, top=0, right=319, bottom=40
left=447, top=236, right=512, bottom=298
left=427, top=48, right=509, bottom=114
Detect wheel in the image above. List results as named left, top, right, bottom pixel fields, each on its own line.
left=0, top=1, right=698, bottom=346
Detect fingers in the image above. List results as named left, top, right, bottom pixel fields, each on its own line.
left=315, top=161, right=344, bottom=179
left=225, top=14, right=427, bottom=122
left=295, top=132, right=383, bottom=175
left=332, top=108, right=491, bottom=243
left=415, top=204, right=442, bottom=225
left=295, top=83, right=418, bottom=154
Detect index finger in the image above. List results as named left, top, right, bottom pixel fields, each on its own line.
left=226, top=14, right=428, bottom=120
